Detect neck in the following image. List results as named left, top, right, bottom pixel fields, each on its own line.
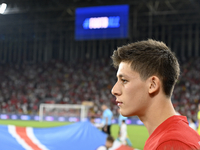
left=138, top=95, right=176, bottom=135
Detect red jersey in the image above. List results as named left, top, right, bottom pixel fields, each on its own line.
left=144, top=115, right=200, bottom=150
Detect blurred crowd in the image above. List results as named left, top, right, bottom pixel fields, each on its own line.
left=172, top=58, right=200, bottom=121
left=0, top=59, right=117, bottom=117
left=0, top=57, right=200, bottom=120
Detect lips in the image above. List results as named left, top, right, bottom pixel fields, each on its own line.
left=116, top=100, right=123, bottom=106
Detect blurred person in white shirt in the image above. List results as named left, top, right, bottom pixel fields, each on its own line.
left=119, top=120, right=127, bottom=145
left=96, top=135, right=114, bottom=150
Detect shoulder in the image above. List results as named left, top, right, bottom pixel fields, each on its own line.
left=103, top=109, right=108, bottom=114
left=108, top=109, right=113, bottom=114
left=105, top=109, right=113, bottom=115
left=157, top=140, right=191, bottom=150
left=121, top=124, right=126, bottom=128
left=159, top=122, right=200, bottom=139
left=157, top=126, right=200, bottom=149
left=145, top=116, right=200, bottom=149
left=96, top=146, right=107, bottom=150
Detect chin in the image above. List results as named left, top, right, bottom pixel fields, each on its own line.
left=121, top=110, right=136, bottom=117
left=121, top=111, right=132, bottom=117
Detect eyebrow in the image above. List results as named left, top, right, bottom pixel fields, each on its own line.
left=118, top=74, right=123, bottom=78
left=117, top=74, right=128, bottom=78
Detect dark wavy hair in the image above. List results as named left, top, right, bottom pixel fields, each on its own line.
left=111, top=39, right=180, bottom=97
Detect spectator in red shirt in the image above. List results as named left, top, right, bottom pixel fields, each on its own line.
left=111, top=39, right=200, bottom=150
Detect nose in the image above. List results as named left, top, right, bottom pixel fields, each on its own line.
left=111, top=82, right=121, bottom=96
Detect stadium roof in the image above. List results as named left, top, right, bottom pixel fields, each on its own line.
left=1, top=0, right=200, bottom=60
left=1, top=0, right=200, bottom=24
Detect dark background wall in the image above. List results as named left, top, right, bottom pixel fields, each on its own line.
left=0, top=0, right=200, bottom=63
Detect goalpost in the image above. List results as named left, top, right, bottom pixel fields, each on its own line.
left=39, top=103, right=91, bottom=122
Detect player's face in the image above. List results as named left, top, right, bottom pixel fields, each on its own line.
left=111, top=62, right=149, bottom=117
left=101, top=105, right=106, bottom=110
left=106, top=141, right=113, bottom=148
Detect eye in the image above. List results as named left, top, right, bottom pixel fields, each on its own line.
left=121, top=79, right=128, bottom=84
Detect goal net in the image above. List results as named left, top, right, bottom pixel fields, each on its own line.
left=39, top=103, right=91, bottom=122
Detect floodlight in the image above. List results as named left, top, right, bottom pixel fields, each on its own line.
left=0, top=3, right=7, bottom=14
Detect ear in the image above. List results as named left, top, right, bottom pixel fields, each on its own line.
left=148, top=76, right=160, bottom=95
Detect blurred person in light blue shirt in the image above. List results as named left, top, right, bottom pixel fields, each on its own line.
left=101, top=104, right=113, bottom=135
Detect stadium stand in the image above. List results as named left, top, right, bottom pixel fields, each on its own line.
left=0, top=59, right=116, bottom=117
left=0, top=57, right=200, bottom=121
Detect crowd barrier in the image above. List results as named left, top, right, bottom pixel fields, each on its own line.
left=0, top=114, right=144, bottom=125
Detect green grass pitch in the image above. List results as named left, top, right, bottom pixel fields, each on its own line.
left=0, top=119, right=149, bottom=150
